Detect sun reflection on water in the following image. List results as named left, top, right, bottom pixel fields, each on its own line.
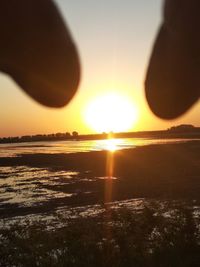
left=104, top=138, right=118, bottom=206
left=103, top=138, right=119, bottom=152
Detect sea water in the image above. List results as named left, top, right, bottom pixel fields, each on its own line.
left=0, top=137, right=196, bottom=157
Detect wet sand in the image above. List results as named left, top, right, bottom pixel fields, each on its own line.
left=0, top=141, right=199, bottom=218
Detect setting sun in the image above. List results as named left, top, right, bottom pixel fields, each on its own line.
left=84, top=92, right=138, bottom=133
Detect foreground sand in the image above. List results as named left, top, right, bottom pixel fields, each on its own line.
left=0, top=141, right=200, bottom=267
left=0, top=141, right=199, bottom=218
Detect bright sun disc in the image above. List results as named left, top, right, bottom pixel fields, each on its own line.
left=84, top=92, right=138, bottom=133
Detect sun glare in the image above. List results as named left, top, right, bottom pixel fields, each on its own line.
left=84, top=92, right=138, bottom=133
left=103, top=138, right=118, bottom=152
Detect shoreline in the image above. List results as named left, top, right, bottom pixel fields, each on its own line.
left=0, top=141, right=199, bottom=218
left=1, top=128, right=200, bottom=144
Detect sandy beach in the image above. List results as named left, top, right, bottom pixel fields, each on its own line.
left=0, top=140, right=200, bottom=267
left=0, top=140, right=199, bottom=218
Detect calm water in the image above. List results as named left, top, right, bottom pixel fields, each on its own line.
left=0, top=137, right=196, bottom=157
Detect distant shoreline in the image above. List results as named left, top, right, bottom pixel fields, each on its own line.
left=1, top=124, right=200, bottom=144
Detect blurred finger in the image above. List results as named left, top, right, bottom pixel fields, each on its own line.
left=0, top=0, right=80, bottom=107
left=145, top=0, right=199, bottom=119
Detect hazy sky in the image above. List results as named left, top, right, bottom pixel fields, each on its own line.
left=0, top=0, right=199, bottom=137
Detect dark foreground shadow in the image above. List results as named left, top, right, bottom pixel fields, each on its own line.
left=0, top=201, right=200, bottom=267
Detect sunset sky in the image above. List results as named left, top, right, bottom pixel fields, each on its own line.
left=0, top=0, right=199, bottom=137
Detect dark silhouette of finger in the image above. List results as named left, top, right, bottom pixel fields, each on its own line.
left=145, top=0, right=199, bottom=119
left=0, top=0, right=80, bottom=107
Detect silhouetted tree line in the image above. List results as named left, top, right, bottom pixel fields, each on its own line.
left=0, top=131, right=79, bottom=144
left=168, top=124, right=199, bottom=132
left=0, top=125, right=199, bottom=144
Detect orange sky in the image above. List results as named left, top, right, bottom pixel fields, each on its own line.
left=0, top=0, right=199, bottom=137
